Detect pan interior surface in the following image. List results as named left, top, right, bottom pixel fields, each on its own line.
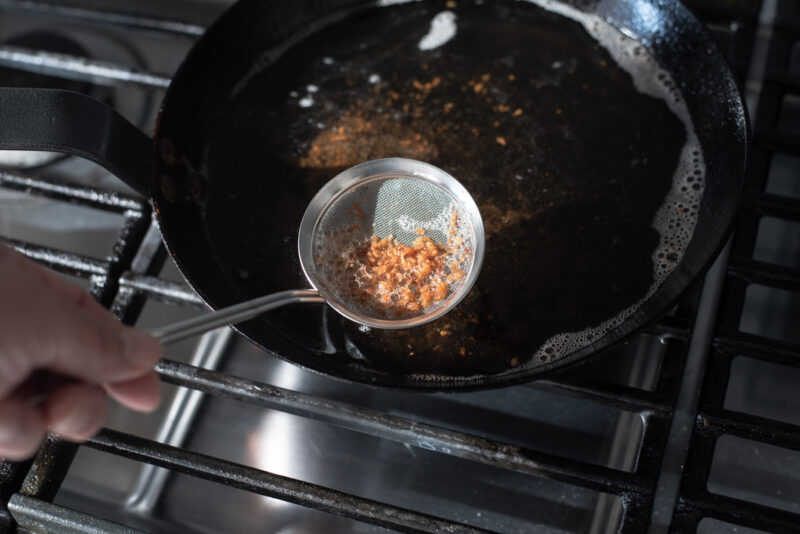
left=154, top=0, right=739, bottom=387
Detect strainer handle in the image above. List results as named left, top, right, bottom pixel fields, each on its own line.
left=149, top=289, right=323, bottom=345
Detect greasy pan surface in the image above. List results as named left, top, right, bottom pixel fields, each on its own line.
left=153, top=0, right=746, bottom=389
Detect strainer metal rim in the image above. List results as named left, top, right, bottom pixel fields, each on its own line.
left=298, top=157, right=485, bottom=329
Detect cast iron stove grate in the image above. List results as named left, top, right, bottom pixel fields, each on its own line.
left=0, top=0, right=768, bottom=532
left=670, top=0, right=800, bottom=532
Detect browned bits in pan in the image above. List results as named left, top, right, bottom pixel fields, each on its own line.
left=300, top=113, right=438, bottom=167
left=412, top=76, right=443, bottom=94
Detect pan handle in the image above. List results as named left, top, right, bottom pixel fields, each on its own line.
left=0, top=88, right=151, bottom=197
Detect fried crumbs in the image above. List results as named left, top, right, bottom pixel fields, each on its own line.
left=335, top=211, right=470, bottom=318
left=348, top=235, right=448, bottom=315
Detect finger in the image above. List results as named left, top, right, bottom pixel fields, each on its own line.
left=43, top=383, right=107, bottom=442
left=28, top=257, right=116, bottom=325
left=28, top=258, right=164, bottom=383
left=4, top=245, right=115, bottom=325
left=15, top=371, right=79, bottom=402
left=104, top=371, right=162, bottom=413
left=0, top=395, right=47, bottom=461
left=0, top=245, right=161, bottom=398
left=44, top=309, right=162, bottom=386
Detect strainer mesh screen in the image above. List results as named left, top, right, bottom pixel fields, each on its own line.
left=312, top=176, right=476, bottom=320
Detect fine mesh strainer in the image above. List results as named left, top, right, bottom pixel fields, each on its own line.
left=152, top=158, right=485, bottom=344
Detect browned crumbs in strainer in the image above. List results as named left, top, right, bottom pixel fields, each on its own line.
left=344, top=212, right=468, bottom=317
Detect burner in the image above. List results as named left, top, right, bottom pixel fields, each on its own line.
left=0, top=31, right=114, bottom=169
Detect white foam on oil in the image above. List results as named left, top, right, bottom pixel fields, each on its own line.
left=516, top=0, right=706, bottom=365
left=418, top=11, right=458, bottom=51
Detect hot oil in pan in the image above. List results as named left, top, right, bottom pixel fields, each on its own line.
left=205, top=0, right=703, bottom=378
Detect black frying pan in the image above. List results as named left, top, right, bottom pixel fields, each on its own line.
left=0, top=0, right=747, bottom=389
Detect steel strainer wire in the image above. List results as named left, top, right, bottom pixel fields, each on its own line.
left=152, top=158, right=485, bottom=344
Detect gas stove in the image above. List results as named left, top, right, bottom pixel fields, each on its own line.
left=0, top=1, right=798, bottom=533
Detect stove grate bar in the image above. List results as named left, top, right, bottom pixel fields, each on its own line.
left=763, top=70, right=800, bottom=91
left=744, top=191, right=800, bottom=221
left=645, top=316, right=692, bottom=341
left=154, top=357, right=652, bottom=497
left=0, top=170, right=153, bottom=308
left=118, top=272, right=204, bottom=308
left=671, top=406, right=800, bottom=532
left=697, top=406, right=800, bottom=450
left=535, top=374, right=672, bottom=416
left=1, top=206, right=151, bottom=308
left=0, top=0, right=205, bottom=39
left=672, top=491, right=800, bottom=533
left=2, top=238, right=108, bottom=278
left=8, top=493, right=146, bottom=534
left=755, top=129, right=800, bottom=155
left=87, top=428, right=493, bottom=534
left=0, top=460, right=30, bottom=533
left=0, top=171, right=144, bottom=213
left=0, top=45, right=171, bottom=88
left=727, top=256, right=800, bottom=292
left=714, top=332, right=800, bottom=369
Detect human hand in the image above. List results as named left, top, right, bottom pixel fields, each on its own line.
left=0, top=244, right=162, bottom=461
